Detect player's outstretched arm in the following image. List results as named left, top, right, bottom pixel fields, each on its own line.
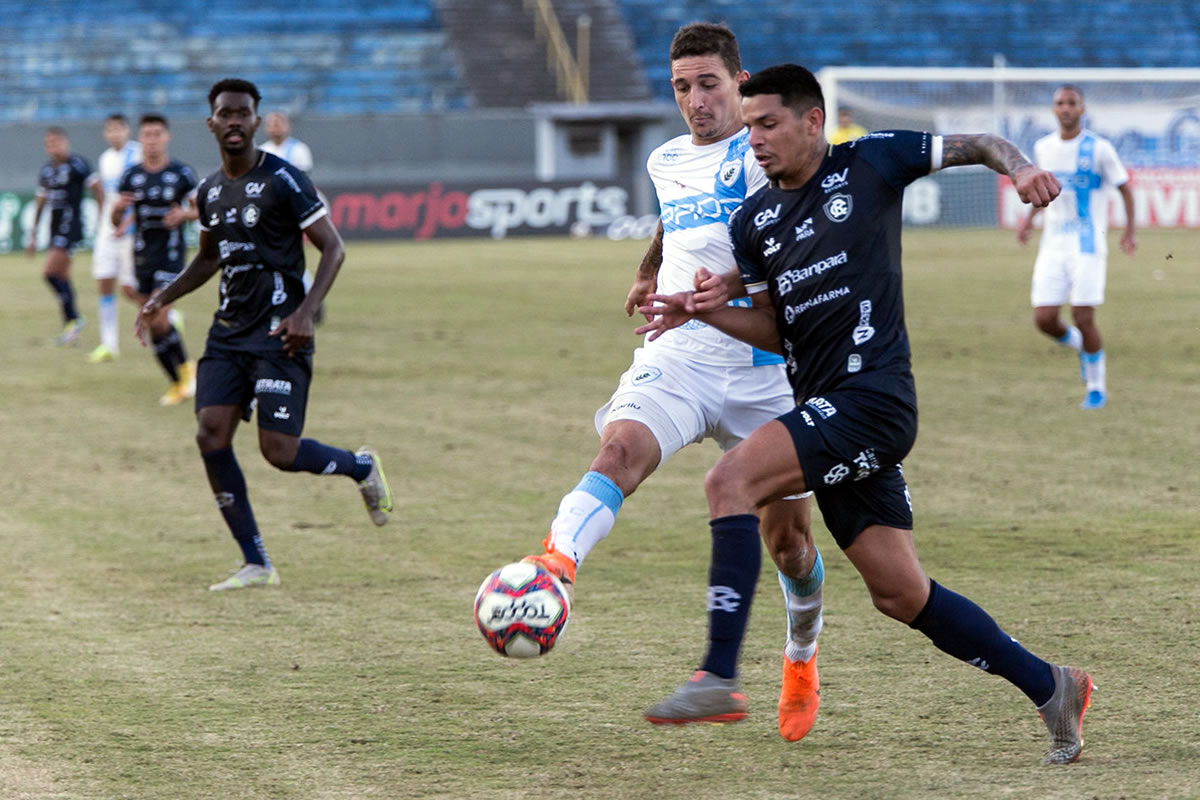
left=942, top=134, right=1060, bottom=208
left=1118, top=182, right=1137, bottom=255
left=135, top=229, right=220, bottom=345
left=26, top=196, right=45, bottom=256
left=625, top=219, right=663, bottom=318
left=270, top=216, right=344, bottom=356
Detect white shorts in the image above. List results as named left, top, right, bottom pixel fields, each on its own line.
left=595, top=346, right=796, bottom=465
left=1031, top=238, right=1106, bottom=307
left=91, top=232, right=135, bottom=285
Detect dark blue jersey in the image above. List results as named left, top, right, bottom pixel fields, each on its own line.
left=36, top=154, right=91, bottom=212
left=37, top=154, right=93, bottom=213
left=195, top=151, right=326, bottom=353
left=730, top=131, right=937, bottom=409
left=119, top=160, right=198, bottom=272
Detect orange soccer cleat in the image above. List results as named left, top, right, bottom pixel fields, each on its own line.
left=778, top=646, right=820, bottom=741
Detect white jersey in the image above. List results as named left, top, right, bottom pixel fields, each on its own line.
left=647, top=128, right=779, bottom=366
left=1033, top=129, right=1128, bottom=256
left=97, top=141, right=142, bottom=238
left=260, top=137, right=313, bottom=172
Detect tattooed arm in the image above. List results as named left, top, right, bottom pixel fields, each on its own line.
left=625, top=218, right=663, bottom=318
left=941, top=133, right=1061, bottom=208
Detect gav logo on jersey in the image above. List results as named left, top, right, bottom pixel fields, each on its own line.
left=823, top=193, right=853, bottom=223
left=719, top=160, right=742, bottom=187
left=206, top=185, right=222, bottom=203
left=244, top=181, right=266, bottom=198
left=821, top=168, right=849, bottom=193
left=753, top=203, right=781, bottom=230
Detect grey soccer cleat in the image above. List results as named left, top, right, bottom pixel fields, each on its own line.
left=209, top=563, right=280, bottom=592
left=1037, top=665, right=1094, bottom=764
left=645, top=670, right=749, bottom=725
left=356, top=447, right=393, bottom=526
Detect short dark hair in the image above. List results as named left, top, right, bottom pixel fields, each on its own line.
left=46, top=125, right=67, bottom=137
left=208, top=78, right=262, bottom=110
left=139, top=113, right=169, bottom=129
left=105, top=113, right=128, bottom=124
left=1055, top=83, right=1085, bottom=102
left=669, top=22, right=741, bottom=78
left=739, top=64, right=825, bottom=116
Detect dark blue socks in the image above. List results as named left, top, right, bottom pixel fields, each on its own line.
left=910, top=579, right=1056, bottom=706
left=151, top=326, right=186, bottom=382
left=286, top=438, right=373, bottom=482
left=201, top=447, right=270, bottom=567
left=700, top=514, right=762, bottom=680
left=45, top=275, right=78, bottom=322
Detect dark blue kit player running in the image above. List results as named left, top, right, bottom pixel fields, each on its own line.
left=638, top=64, right=1094, bottom=765
left=113, top=113, right=200, bottom=405
left=28, top=126, right=104, bottom=345
left=136, top=78, right=394, bottom=591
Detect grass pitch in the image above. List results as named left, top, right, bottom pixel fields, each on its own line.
left=0, top=229, right=1198, bottom=799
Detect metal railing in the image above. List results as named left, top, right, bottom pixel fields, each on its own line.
left=524, top=0, right=589, bottom=104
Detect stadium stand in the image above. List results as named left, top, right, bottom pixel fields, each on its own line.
left=614, top=0, right=1200, bottom=98
left=0, top=0, right=470, bottom=121
left=5, top=0, right=1199, bottom=120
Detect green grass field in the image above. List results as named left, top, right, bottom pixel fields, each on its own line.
left=1, top=229, right=1198, bottom=799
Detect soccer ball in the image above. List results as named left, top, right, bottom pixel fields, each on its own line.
left=474, top=561, right=571, bottom=658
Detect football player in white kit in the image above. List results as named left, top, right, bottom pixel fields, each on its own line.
left=522, top=23, right=825, bottom=739
left=1017, top=85, right=1135, bottom=409
left=88, top=114, right=142, bottom=363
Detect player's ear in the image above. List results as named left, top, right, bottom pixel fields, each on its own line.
left=734, top=69, right=750, bottom=85
left=807, top=106, right=825, bottom=135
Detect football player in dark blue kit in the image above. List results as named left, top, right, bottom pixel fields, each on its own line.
left=28, top=127, right=104, bottom=345
left=136, top=78, right=393, bottom=591
left=112, top=114, right=199, bottom=406
left=638, top=65, right=1093, bottom=765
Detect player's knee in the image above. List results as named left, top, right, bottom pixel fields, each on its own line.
left=195, top=424, right=227, bottom=453
left=704, top=457, right=745, bottom=505
left=259, top=438, right=296, bottom=470
left=868, top=584, right=926, bottom=624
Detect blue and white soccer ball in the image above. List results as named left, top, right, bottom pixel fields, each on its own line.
left=474, top=561, right=571, bottom=658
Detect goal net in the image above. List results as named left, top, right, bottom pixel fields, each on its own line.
left=817, top=65, right=1200, bottom=228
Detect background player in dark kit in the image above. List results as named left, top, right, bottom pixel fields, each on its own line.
left=136, top=79, right=393, bottom=591
left=112, top=114, right=199, bottom=405
left=28, top=127, right=104, bottom=345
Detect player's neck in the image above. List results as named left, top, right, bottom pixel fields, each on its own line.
left=1059, top=124, right=1083, bottom=140
left=776, top=140, right=829, bottom=190
left=221, top=146, right=260, bottom=180
left=143, top=153, right=168, bottom=171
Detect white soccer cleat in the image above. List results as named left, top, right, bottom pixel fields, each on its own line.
left=208, top=563, right=280, bottom=591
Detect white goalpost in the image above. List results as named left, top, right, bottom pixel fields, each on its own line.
left=817, top=64, right=1200, bottom=228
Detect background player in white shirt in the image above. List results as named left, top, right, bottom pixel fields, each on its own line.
left=88, top=114, right=142, bottom=363
left=522, top=23, right=825, bottom=740
left=260, top=112, right=313, bottom=172
left=1017, top=85, right=1135, bottom=409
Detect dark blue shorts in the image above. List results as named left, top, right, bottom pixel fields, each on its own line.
left=50, top=210, right=82, bottom=253
left=779, top=388, right=918, bottom=549
left=194, top=346, right=312, bottom=436
left=134, top=264, right=182, bottom=297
